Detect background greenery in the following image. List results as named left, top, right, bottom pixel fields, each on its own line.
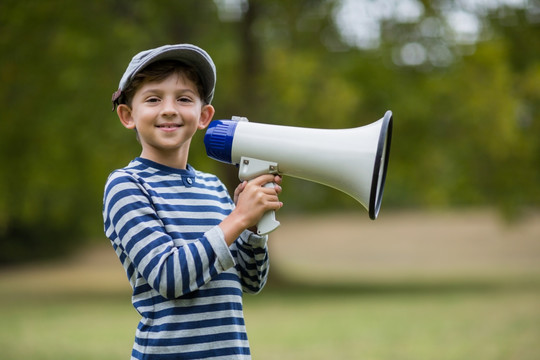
left=2, top=3, right=539, bottom=358
left=1, top=0, right=539, bottom=264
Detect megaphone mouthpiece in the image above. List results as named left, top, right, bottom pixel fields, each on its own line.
left=204, top=119, right=239, bottom=164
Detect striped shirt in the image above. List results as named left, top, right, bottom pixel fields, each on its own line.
left=103, top=158, right=269, bottom=359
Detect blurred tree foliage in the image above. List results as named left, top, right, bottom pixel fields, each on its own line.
left=0, top=0, right=538, bottom=263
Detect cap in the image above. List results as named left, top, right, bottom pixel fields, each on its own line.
left=112, top=44, right=216, bottom=109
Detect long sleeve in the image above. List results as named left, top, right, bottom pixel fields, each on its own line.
left=103, top=168, right=235, bottom=299
left=232, top=231, right=270, bottom=294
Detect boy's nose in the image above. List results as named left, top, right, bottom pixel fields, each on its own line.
left=160, top=98, right=178, bottom=117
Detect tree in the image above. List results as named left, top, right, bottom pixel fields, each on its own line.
left=0, top=0, right=538, bottom=263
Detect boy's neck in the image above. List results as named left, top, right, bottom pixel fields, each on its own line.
left=140, top=148, right=189, bottom=170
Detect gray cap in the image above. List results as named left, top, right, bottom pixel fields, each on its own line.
left=112, top=44, right=216, bottom=109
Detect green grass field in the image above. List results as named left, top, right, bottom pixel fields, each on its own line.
left=1, top=211, right=539, bottom=359
left=246, top=282, right=540, bottom=360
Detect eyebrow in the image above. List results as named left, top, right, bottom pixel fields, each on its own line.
left=140, top=87, right=197, bottom=96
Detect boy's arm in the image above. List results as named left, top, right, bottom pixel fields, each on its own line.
left=103, top=172, right=235, bottom=300
left=219, top=174, right=281, bottom=294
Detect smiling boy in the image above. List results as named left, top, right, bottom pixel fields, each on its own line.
left=103, top=44, right=282, bottom=359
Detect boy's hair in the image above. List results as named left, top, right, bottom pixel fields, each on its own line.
left=120, top=60, right=207, bottom=107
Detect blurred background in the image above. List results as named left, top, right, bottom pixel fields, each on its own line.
left=1, top=0, right=539, bottom=359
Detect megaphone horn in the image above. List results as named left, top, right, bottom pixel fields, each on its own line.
left=204, top=111, right=393, bottom=234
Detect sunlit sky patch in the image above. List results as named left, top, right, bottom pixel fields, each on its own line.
left=334, top=0, right=529, bottom=50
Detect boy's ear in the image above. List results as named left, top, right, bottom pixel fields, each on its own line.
left=117, top=104, right=136, bottom=129
left=198, top=104, right=215, bottom=130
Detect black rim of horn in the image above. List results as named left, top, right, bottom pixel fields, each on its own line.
left=369, top=111, right=393, bottom=220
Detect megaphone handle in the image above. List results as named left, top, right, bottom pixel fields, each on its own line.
left=257, top=183, right=281, bottom=235
left=237, top=157, right=281, bottom=235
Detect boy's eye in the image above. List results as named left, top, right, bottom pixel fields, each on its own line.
left=146, top=97, right=160, bottom=103
left=178, top=96, right=193, bottom=103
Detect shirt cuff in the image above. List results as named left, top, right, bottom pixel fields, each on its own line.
left=205, top=226, right=235, bottom=271
left=241, top=230, right=268, bottom=248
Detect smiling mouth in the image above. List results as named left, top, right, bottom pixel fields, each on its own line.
left=156, top=124, right=182, bottom=129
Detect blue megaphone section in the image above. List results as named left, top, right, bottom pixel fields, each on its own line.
left=204, top=120, right=239, bottom=164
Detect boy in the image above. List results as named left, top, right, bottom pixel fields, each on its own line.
left=103, top=44, right=283, bottom=359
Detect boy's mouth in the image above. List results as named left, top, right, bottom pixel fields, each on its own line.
left=156, top=123, right=182, bottom=130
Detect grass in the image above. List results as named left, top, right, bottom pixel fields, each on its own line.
left=245, top=282, right=540, bottom=360
left=2, top=278, right=539, bottom=360
left=1, top=210, right=539, bottom=359
left=0, top=295, right=136, bottom=360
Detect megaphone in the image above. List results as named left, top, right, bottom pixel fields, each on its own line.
left=204, top=110, right=393, bottom=235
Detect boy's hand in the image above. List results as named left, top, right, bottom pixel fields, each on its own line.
left=220, top=174, right=283, bottom=245
left=233, top=174, right=282, bottom=206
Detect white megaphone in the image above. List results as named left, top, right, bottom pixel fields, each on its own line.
left=204, top=110, right=393, bottom=235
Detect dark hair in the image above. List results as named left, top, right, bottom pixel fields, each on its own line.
left=120, top=60, right=207, bottom=107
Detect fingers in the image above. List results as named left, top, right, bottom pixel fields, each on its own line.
left=249, top=175, right=282, bottom=197
left=248, top=174, right=281, bottom=187
left=236, top=175, right=282, bottom=198
left=259, top=184, right=283, bottom=210
left=233, top=181, right=246, bottom=205
left=238, top=175, right=283, bottom=208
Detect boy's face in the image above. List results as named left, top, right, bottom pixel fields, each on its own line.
left=117, top=72, right=214, bottom=167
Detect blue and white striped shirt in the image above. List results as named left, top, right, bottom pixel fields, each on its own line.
left=103, top=158, right=269, bottom=359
